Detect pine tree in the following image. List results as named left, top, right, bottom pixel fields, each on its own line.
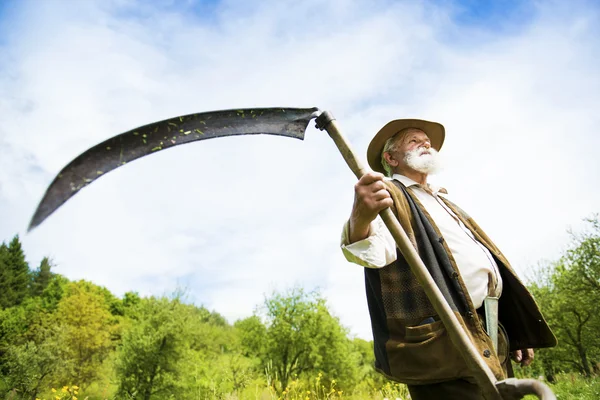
left=6, top=236, right=31, bottom=307
left=0, top=242, right=10, bottom=308
left=31, top=257, right=54, bottom=297
left=0, top=235, right=32, bottom=309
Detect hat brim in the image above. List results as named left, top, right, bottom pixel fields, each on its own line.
left=367, top=119, right=445, bottom=174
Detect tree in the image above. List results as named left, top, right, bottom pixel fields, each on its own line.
left=115, top=297, right=195, bottom=400
left=235, top=315, right=267, bottom=359
left=2, top=338, right=66, bottom=400
left=0, top=242, right=9, bottom=308
left=30, top=257, right=54, bottom=297
left=55, top=281, right=116, bottom=388
left=0, top=295, right=68, bottom=399
left=529, top=216, right=600, bottom=378
left=564, top=216, right=600, bottom=302
left=255, top=288, right=359, bottom=392
left=0, top=236, right=31, bottom=309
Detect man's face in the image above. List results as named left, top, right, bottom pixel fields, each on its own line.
left=385, top=129, right=440, bottom=174
left=397, top=129, right=431, bottom=156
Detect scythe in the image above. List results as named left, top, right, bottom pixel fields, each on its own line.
left=29, top=107, right=555, bottom=400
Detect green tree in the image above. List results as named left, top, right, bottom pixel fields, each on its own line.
left=235, top=315, right=267, bottom=359
left=529, top=216, right=600, bottom=378
left=55, top=281, right=116, bottom=388
left=30, top=257, right=54, bottom=297
left=0, top=295, right=67, bottom=399
left=115, top=297, right=194, bottom=400
left=184, top=306, right=247, bottom=398
left=255, top=288, right=359, bottom=392
left=2, top=338, right=66, bottom=400
left=0, top=236, right=31, bottom=309
left=0, top=242, right=9, bottom=307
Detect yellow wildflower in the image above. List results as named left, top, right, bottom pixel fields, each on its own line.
left=51, top=388, right=57, bottom=393
left=62, top=385, right=69, bottom=392
left=73, top=397, right=78, bottom=400
left=72, top=385, right=79, bottom=390
left=307, top=390, right=311, bottom=394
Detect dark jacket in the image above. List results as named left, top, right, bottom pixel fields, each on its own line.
left=364, top=179, right=556, bottom=384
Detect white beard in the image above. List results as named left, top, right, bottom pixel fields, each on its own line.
left=404, top=147, right=441, bottom=174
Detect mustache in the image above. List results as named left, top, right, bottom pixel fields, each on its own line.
left=410, top=147, right=436, bottom=156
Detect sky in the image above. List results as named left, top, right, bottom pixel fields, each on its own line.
left=1, top=0, right=599, bottom=340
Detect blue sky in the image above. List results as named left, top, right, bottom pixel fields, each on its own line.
left=451, top=0, right=535, bottom=27
left=1, top=0, right=599, bottom=340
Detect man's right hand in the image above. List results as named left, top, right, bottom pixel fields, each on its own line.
left=347, top=172, right=393, bottom=244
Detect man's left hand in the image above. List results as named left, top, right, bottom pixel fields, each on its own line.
left=512, top=348, right=534, bottom=367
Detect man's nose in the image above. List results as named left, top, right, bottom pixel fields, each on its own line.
left=421, top=141, right=431, bottom=149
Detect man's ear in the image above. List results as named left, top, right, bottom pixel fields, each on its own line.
left=383, top=151, right=399, bottom=167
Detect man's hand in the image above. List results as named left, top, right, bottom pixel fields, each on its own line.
left=348, top=172, right=393, bottom=244
left=512, top=348, right=534, bottom=367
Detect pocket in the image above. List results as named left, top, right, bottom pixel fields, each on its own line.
left=405, top=320, right=444, bottom=343
left=385, top=320, right=471, bottom=383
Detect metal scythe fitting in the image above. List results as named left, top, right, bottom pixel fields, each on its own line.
left=315, top=111, right=335, bottom=131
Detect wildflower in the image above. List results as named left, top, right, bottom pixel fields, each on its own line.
left=51, top=388, right=57, bottom=393
left=72, top=385, right=79, bottom=390
left=332, top=379, right=336, bottom=384
left=307, top=390, right=311, bottom=394
left=62, top=385, right=69, bottom=392
left=73, top=397, right=78, bottom=400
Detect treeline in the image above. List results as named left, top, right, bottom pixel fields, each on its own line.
left=527, top=216, right=600, bottom=381
left=1, top=216, right=600, bottom=399
left=0, top=236, right=402, bottom=400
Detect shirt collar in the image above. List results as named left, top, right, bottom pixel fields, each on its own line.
left=391, top=174, right=448, bottom=195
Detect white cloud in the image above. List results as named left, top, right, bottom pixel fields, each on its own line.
left=1, top=0, right=599, bottom=339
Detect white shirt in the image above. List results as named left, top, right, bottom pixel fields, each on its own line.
left=341, top=174, right=503, bottom=309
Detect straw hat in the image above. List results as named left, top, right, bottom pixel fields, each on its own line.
left=367, top=119, right=445, bottom=174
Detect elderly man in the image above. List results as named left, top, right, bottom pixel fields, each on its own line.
left=341, top=119, right=556, bottom=399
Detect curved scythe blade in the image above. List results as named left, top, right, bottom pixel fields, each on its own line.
left=29, top=107, right=320, bottom=231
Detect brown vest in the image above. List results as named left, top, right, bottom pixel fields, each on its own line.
left=364, top=180, right=556, bottom=384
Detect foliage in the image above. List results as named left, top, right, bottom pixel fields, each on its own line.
left=248, top=288, right=361, bottom=393
left=113, top=296, right=238, bottom=399
left=115, top=296, right=191, bottom=399
left=30, top=257, right=54, bottom=298
left=3, top=215, right=600, bottom=399
left=0, top=236, right=31, bottom=309
left=2, top=340, right=66, bottom=399
left=54, top=281, right=117, bottom=388
left=528, top=216, right=600, bottom=379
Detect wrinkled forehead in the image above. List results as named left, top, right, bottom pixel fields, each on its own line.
left=395, top=128, right=429, bottom=144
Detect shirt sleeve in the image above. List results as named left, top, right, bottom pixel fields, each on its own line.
left=340, top=216, right=398, bottom=268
